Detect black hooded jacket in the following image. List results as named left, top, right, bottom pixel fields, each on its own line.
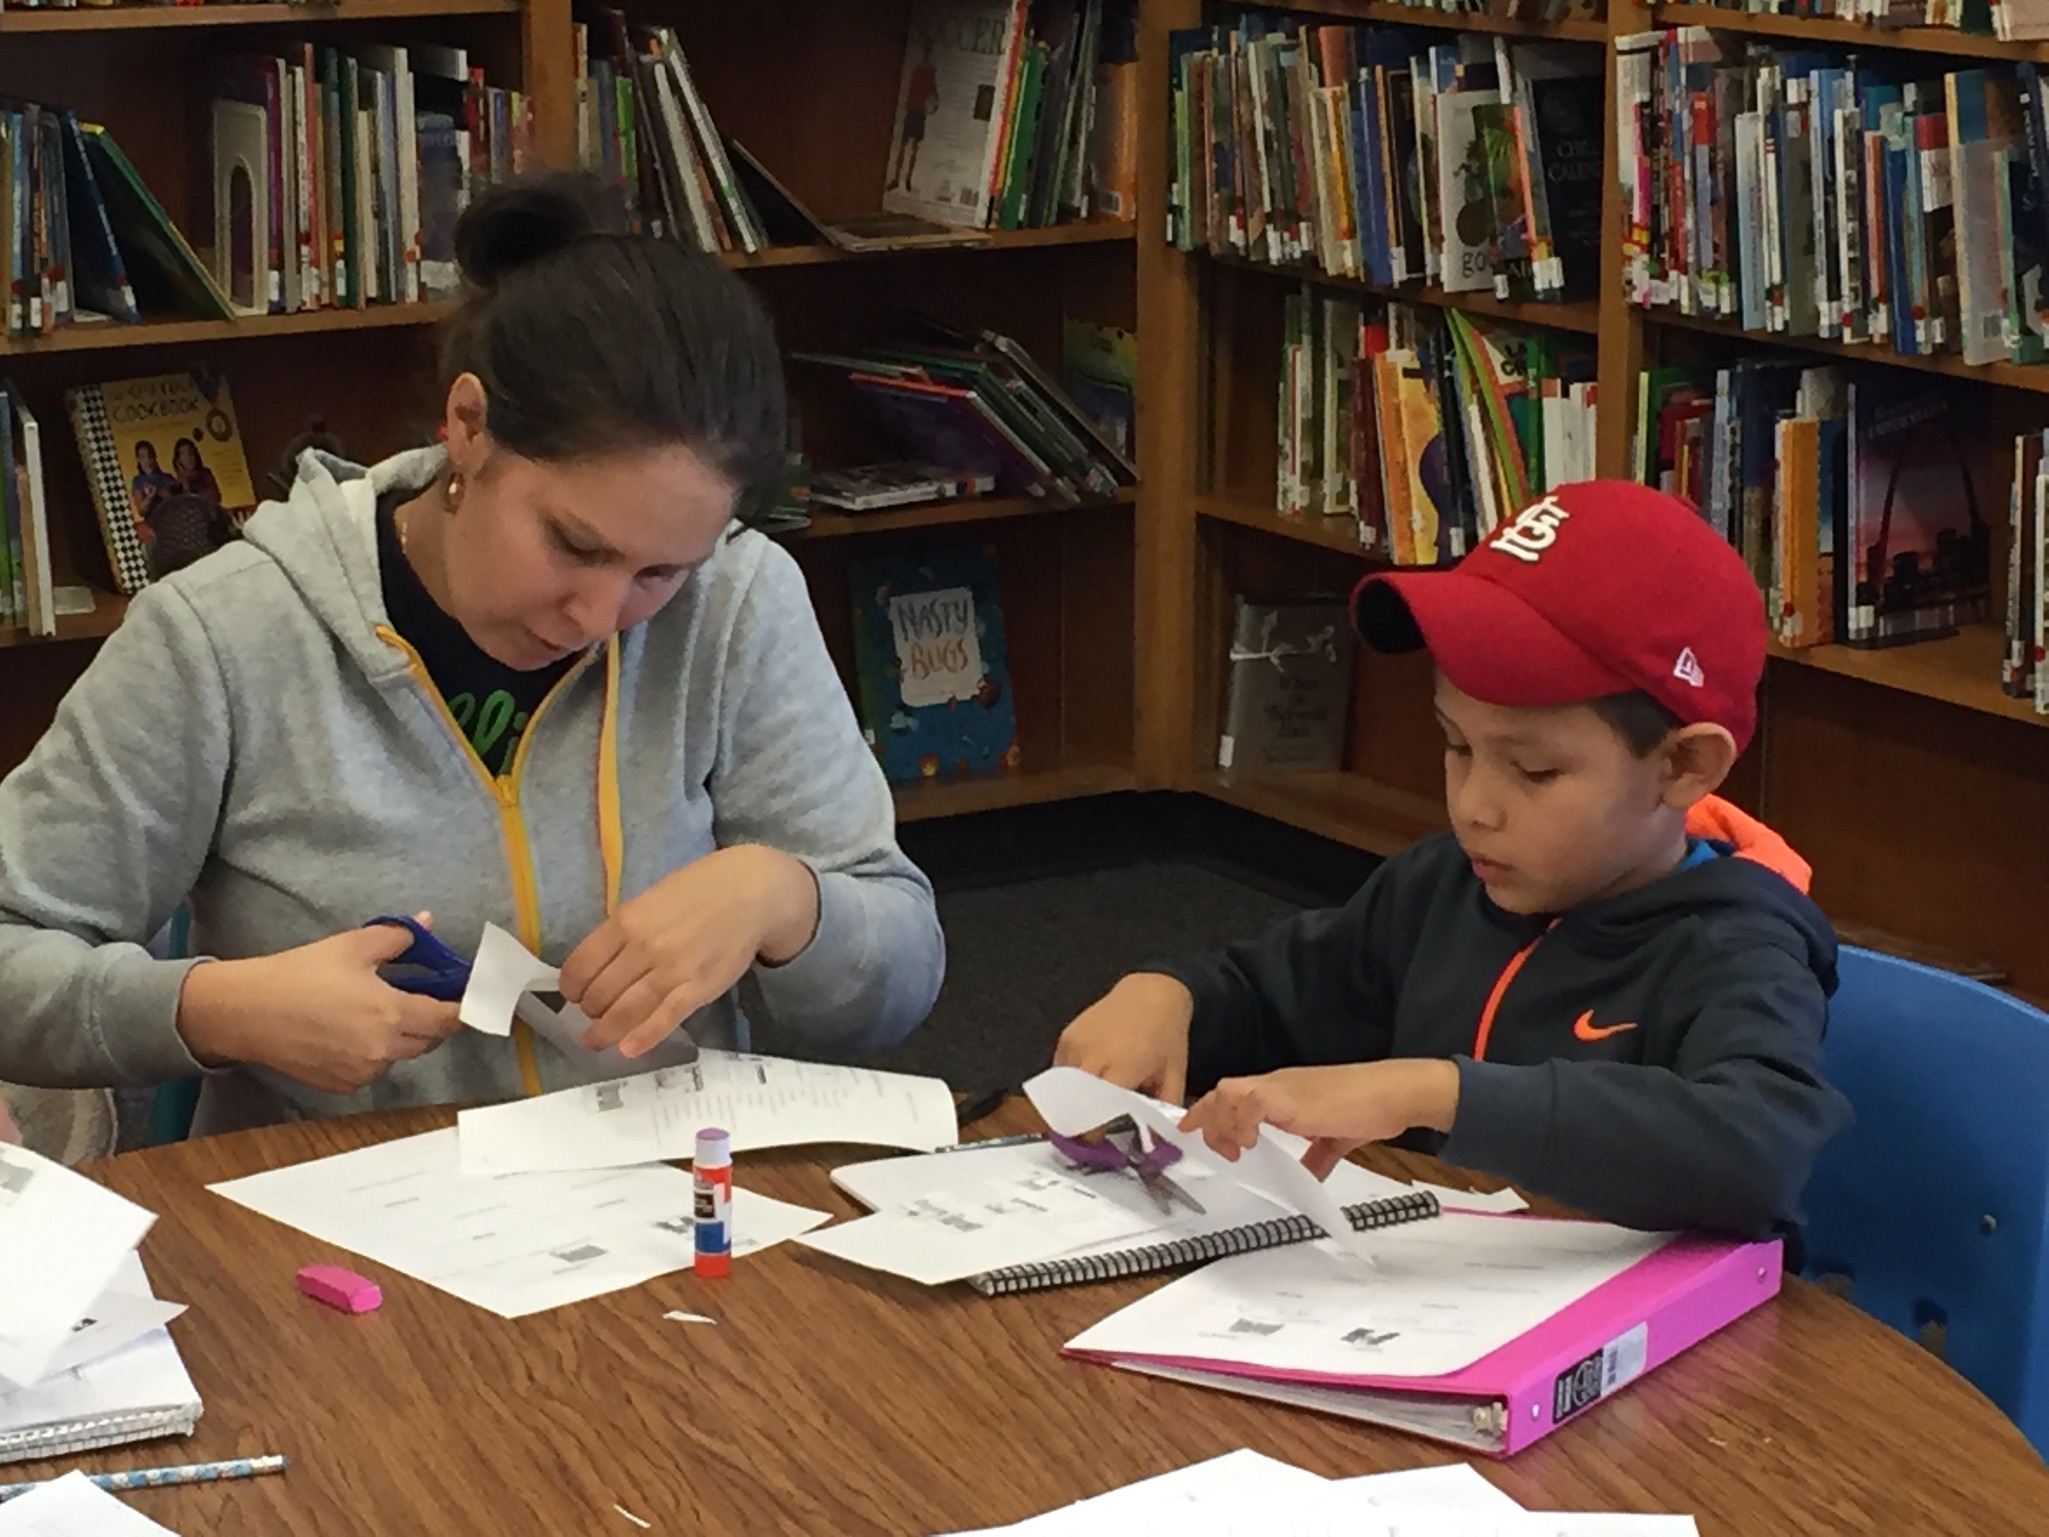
left=1158, top=826, right=1854, bottom=1238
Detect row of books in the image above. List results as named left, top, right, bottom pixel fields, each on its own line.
left=0, top=45, right=520, bottom=337
left=1670, top=0, right=2045, bottom=42
left=2005, top=429, right=2049, bottom=710
left=1279, top=286, right=1597, bottom=562
left=1, top=109, right=200, bottom=338
left=574, top=15, right=770, bottom=256
left=793, top=313, right=1137, bottom=508
left=211, top=43, right=524, bottom=315
left=1166, top=19, right=1603, bottom=304
left=1638, top=362, right=1991, bottom=655
left=572, top=2, right=1138, bottom=258
left=883, top=0, right=1137, bottom=233
left=0, top=382, right=53, bottom=636
left=1616, top=28, right=2049, bottom=367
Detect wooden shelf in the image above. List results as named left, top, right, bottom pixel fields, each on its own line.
left=892, top=763, right=1137, bottom=823
left=1204, top=770, right=1445, bottom=857
left=0, top=592, right=129, bottom=651
left=724, top=221, right=1137, bottom=270
left=1770, top=625, right=2049, bottom=728
left=1642, top=306, right=2049, bottom=394
left=1278, top=0, right=1608, bottom=43
left=793, top=487, right=1135, bottom=541
left=1196, top=495, right=1380, bottom=557
left=0, top=0, right=521, bottom=32
left=0, top=302, right=457, bottom=357
left=1656, top=5, right=2049, bottom=61
left=1208, top=252, right=1602, bottom=336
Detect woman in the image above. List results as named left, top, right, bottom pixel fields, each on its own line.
left=171, top=437, right=222, bottom=505
left=0, top=174, right=945, bottom=1134
left=128, top=440, right=178, bottom=527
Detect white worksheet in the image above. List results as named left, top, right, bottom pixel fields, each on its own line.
left=456, top=1051, right=959, bottom=1175
left=1333, top=1463, right=1523, bottom=1514
left=1066, top=1212, right=1670, bottom=1380
left=797, top=1164, right=1161, bottom=1285
left=209, top=1129, right=828, bottom=1317
left=0, top=1472, right=179, bottom=1535
left=1023, top=1067, right=1367, bottom=1261
left=0, top=1145, right=156, bottom=1389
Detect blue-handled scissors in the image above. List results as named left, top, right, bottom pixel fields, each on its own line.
left=365, top=915, right=472, bottom=1001
left=1047, top=1116, right=1205, bottom=1216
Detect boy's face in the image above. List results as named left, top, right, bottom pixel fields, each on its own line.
left=1434, top=674, right=1690, bottom=915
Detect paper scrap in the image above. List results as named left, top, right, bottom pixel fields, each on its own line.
left=0, top=1145, right=156, bottom=1389
left=0, top=1471, right=179, bottom=1535
left=1023, top=1067, right=1368, bottom=1260
left=662, top=1311, right=717, bottom=1325
left=210, top=1129, right=828, bottom=1318
left=1415, top=1182, right=1529, bottom=1215
left=613, top=1504, right=652, bottom=1529
left=457, top=1051, right=959, bottom=1175
left=1332, top=1463, right=1523, bottom=1514
left=459, top=923, right=670, bottom=1082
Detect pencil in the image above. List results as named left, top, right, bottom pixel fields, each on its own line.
left=0, top=1454, right=287, bottom=1501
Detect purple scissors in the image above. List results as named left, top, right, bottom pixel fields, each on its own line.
left=1047, top=1116, right=1204, bottom=1216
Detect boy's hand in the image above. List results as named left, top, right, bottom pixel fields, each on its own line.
left=1052, top=973, right=1195, bottom=1105
left=1178, top=1059, right=1462, bottom=1178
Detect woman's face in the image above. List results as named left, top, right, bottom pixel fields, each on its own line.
left=137, top=445, right=159, bottom=473
left=175, top=442, right=198, bottom=473
left=443, top=440, right=736, bottom=671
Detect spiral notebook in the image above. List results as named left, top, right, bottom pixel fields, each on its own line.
left=0, top=1258, right=201, bottom=1466
left=829, top=1140, right=1441, bottom=1296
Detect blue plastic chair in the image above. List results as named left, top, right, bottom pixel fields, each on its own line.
left=1801, top=946, right=2049, bottom=1458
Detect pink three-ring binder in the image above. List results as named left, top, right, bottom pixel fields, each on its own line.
left=1066, top=1222, right=1784, bottom=1457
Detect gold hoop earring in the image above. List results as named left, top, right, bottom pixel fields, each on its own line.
left=444, top=471, right=465, bottom=514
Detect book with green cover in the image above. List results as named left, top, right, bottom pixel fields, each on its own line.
left=79, top=124, right=232, bottom=321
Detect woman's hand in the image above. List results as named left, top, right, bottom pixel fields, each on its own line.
left=1178, top=1060, right=1462, bottom=1178
left=175, top=916, right=465, bottom=1094
left=560, top=845, right=821, bottom=1059
left=0, top=1096, right=20, bottom=1145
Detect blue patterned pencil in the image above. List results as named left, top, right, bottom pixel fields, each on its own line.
left=0, top=1454, right=287, bottom=1501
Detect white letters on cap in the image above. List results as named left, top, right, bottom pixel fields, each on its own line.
left=1673, top=647, right=1705, bottom=688
left=1487, top=492, right=1570, bottom=564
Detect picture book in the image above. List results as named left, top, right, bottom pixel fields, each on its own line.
left=1847, top=378, right=1993, bottom=646
left=883, top=0, right=1024, bottom=229
left=849, top=547, right=1020, bottom=783
left=1217, top=597, right=1356, bottom=774
left=68, top=367, right=256, bottom=593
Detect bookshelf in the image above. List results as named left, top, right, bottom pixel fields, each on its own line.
left=1138, top=0, right=2049, bottom=997
left=0, top=0, right=1141, bottom=826
left=5, top=0, right=2046, bottom=997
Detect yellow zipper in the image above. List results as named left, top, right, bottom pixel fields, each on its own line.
left=375, top=624, right=598, bottom=1097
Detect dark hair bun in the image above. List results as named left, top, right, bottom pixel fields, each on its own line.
left=455, top=173, right=627, bottom=291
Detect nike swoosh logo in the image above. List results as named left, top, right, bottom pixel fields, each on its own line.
left=1573, top=1010, right=1639, bottom=1042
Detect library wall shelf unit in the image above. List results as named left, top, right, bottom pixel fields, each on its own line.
left=1140, top=0, right=2049, bottom=1001
left=0, top=0, right=1142, bottom=828
left=7, top=0, right=2046, bottom=1003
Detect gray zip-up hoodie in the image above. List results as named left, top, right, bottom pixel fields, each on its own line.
left=0, top=448, right=945, bottom=1133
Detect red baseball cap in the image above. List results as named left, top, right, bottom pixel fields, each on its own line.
left=1350, top=480, right=1767, bottom=750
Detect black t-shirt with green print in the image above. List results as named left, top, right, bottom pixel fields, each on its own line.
left=376, top=489, right=577, bottom=778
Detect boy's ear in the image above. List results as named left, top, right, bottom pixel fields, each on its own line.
left=1658, top=723, right=1738, bottom=808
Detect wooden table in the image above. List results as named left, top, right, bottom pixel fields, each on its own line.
left=16, top=1104, right=2046, bottom=1534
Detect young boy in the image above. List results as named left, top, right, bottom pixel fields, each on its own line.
left=1054, top=480, right=1852, bottom=1237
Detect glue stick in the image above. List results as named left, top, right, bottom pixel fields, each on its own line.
left=694, top=1127, right=733, bottom=1277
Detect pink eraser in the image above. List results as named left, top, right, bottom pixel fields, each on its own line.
left=296, top=1263, right=382, bottom=1314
